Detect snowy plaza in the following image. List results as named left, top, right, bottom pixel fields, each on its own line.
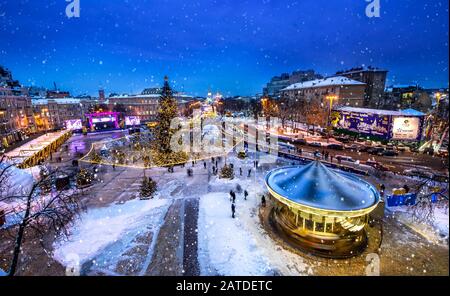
left=0, top=1, right=449, bottom=283
left=1, top=125, right=448, bottom=276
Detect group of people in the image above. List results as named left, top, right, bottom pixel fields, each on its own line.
left=229, top=189, right=267, bottom=218
left=320, top=150, right=334, bottom=163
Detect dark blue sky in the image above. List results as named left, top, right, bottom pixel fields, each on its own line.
left=0, top=0, right=448, bottom=96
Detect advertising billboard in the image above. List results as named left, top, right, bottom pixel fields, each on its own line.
left=335, top=110, right=391, bottom=139
left=125, top=116, right=141, bottom=126
left=65, top=119, right=82, bottom=130
left=391, top=117, right=420, bottom=140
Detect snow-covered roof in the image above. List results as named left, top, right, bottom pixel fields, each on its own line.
left=400, top=108, right=425, bottom=116
left=5, top=130, right=71, bottom=162
left=110, top=93, right=194, bottom=99
left=336, top=106, right=425, bottom=117
left=282, top=76, right=365, bottom=91
left=31, top=98, right=95, bottom=105
left=110, top=94, right=160, bottom=99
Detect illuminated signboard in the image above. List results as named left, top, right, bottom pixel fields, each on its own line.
left=125, top=116, right=141, bottom=126
left=335, top=110, right=390, bottom=139
left=65, top=119, right=82, bottom=130
left=391, top=117, right=420, bottom=140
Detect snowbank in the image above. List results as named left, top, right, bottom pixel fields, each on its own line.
left=53, top=197, right=170, bottom=267
left=0, top=162, right=34, bottom=197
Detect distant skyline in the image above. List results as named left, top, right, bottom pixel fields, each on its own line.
left=0, top=0, right=448, bottom=97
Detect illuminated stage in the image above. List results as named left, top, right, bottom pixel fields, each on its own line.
left=265, top=161, right=380, bottom=258
left=86, top=112, right=121, bottom=131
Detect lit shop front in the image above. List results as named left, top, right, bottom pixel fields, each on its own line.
left=265, top=161, right=380, bottom=258
left=86, top=112, right=120, bottom=131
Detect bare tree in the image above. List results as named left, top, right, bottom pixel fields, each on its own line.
left=410, top=176, right=449, bottom=224
left=0, top=156, right=82, bottom=276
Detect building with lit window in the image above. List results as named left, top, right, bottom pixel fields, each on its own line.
left=335, top=66, right=388, bottom=108
left=281, top=76, right=366, bottom=107
left=0, top=87, right=36, bottom=147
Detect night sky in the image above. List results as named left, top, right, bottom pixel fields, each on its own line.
left=0, top=0, right=448, bottom=97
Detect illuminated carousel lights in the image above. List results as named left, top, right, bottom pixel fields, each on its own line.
left=265, top=161, right=380, bottom=258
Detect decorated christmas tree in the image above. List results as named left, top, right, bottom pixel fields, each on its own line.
left=90, top=150, right=102, bottom=163
left=76, top=168, right=93, bottom=187
left=140, top=176, right=157, bottom=199
left=220, top=164, right=234, bottom=179
left=155, top=76, right=179, bottom=154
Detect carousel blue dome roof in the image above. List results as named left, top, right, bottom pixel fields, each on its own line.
left=265, top=161, right=379, bottom=211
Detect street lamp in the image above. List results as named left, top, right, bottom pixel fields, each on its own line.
left=325, top=95, right=338, bottom=141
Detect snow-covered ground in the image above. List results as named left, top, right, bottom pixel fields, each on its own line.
left=0, top=162, right=35, bottom=198
left=53, top=196, right=171, bottom=274
left=387, top=204, right=449, bottom=245
left=198, top=176, right=311, bottom=276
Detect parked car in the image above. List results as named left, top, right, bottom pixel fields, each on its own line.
left=345, top=143, right=365, bottom=152
left=336, top=136, right=351, bottom=143
left=436, top=148, right=449, bottom=158
left=309, top=142, right=322, bottom=147
left=423, top=147, right=434, bottom=156
left=396, top=144, right=411, bottom=152
left=327, top=144, right=344, bottom=150
left=382, top=150, right=399, bottom=157
left=336, top=155, right=356, bottom=162
left=403, top=168, right=433, bottom=179
left=279, top=142, right=296, bottom=151
left=294, top=138, right=307, bottom=145
left=358, top=145, right=371, bottom=152
left=367, top=147, right=384, bottom=155
left=365, top=160, right=390, bottom=171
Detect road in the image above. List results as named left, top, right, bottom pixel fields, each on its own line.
left=292, top=142, right=448, bottom=174
left=243, top=124, right=447, bottom=174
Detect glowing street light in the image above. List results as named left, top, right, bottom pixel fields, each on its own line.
left=325, top=95, right=338, bottom=141
left=326, top=95, right=338, bottom=111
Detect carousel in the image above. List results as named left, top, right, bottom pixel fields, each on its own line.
left=265, top=161, right=380, bottom=258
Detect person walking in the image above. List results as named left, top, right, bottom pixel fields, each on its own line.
left=204, top=162, right=207, bottom=169
left=380, top=183, right=386, bottom=198
left=261, top=195, right=266, bottom=207
left=231, top=203, right=236, bottom=219
left=239, top=167, right=243, bottom=176
left=244, top=190, right=248, bottom=200
left=247, top=168, right=252, bottom=177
